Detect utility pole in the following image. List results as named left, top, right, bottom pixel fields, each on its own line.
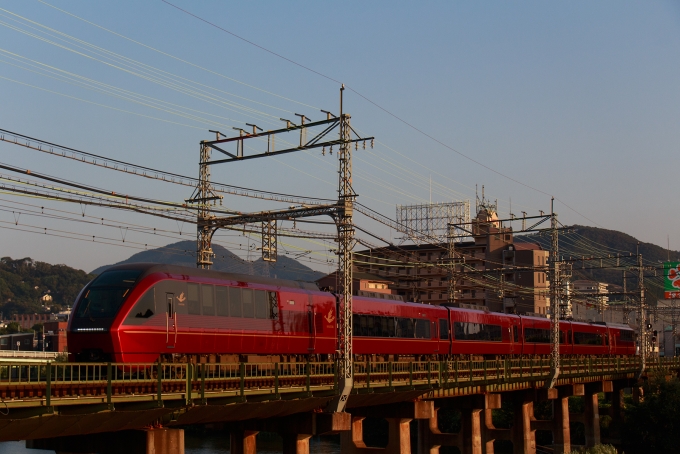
left=189, top=88, right=372, bottom=414
left=637, top=247, right=647, bottom=376
left=546, top=197, right=560, bottom=389
left=623, top=269, right=628, bottom=323
left=447, top=223, right=456, bottom=304
left=195, top=131, right=224, bottom=268
left=329, top=85, right=355, bottom=413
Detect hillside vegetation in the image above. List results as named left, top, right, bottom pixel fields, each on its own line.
left=518, top=225, right=680, bottom=302
left=0, top=257, right=94, bottom=316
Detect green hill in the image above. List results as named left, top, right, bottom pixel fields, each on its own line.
left=516, top=225, right=680, bottom=302
left=91, top=240, right=324, bottom=282
left=0, top=257, right=94, bottom=316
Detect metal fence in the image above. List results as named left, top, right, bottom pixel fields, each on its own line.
left=0, top=356, right=676, bottom=408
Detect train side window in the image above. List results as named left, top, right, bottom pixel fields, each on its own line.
left=455, top=322, right=502, bottom=341
left=415, top=319, right=431, bottom=339
left=359, top=315, right=368, bottom=336
left=568, top=330, right=572, bottom=344
left=560, top=331, right=565, bottom=344
left=268, top=291, right=279, bottom=320
left=254, top=290, right=268, bottom=319
left=387, top=317, right=396, bottom=337
left=355, top=314, right=362, bottom=336
left=396, top=318, right=414, bottom=338
left=216, top=287, right=229, bottom=316
left=573, top=332, right=602, bottom=345
left=513, top=326, right=519, bottom=342
left=620, top=330, right=634, bottom=342
left=228, top=287, right=242, bottom=317
left=439, top=319, right=449, bottom=340
left=524, top=328, right=551, bottom=343
left=201, top=285, right=214, bottom=316
left=242, top=289, right=254, bottom=318
left=123, top=287, right=155, bottom=325
left=367, top=316, right=376, bottom=336
left=187, top=283, right=200, bottom=315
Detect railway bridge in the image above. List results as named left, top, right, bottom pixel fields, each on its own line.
left=0, top=357, right=675, bottom=454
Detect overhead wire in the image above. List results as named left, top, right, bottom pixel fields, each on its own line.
left=159, top=0, right=607, bottom=229
left=35, top=0, right=320, bottom=111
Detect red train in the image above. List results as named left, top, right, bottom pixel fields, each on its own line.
left=67, top=264, right=636, bottom=363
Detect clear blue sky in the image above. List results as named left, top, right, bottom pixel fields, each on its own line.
left=0, top=0, right=678, bottom=272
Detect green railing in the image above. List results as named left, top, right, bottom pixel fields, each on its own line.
left=0, top=357, right=677, bottom=409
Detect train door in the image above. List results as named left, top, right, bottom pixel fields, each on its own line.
left=307, top=296, right=316, bottom=353
left=508, top=323, right=516, bottom=355
left=166, top=293, right=176, bottom=349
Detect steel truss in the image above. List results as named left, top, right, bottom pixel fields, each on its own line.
left=188, top=86, right=371, bottom=414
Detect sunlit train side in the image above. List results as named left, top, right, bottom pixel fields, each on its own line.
left=68, top=264, right=336, bottom=363
left=68, top=264, right=637, bottom=363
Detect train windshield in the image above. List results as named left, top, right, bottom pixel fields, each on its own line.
left=74, top=269, right=142, bottom=320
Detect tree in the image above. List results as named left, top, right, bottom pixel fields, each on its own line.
left=0, top=256, right=93, bottom=316
left=30, top=323, right=43, bottom=334
left=0, top=322, right=21, bottom=335
left=623, top=373, right=680, bottom=452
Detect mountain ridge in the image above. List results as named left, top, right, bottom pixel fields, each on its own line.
left=516, top=225, right=679, bottom=302
left=91, top=240, right=325, bottom=282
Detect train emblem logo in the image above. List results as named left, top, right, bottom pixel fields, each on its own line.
left=324, top=310, right=335, bottom=324
left=176, top=293, right=186, bottom=303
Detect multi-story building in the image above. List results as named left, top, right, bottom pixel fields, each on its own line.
left=352, top=203, right=549, bottom=315
left=315, top=272, right=404, bottom=301
left=43, top=320, right=68, bottom=353
left=570, top=280, right=610, bottom=321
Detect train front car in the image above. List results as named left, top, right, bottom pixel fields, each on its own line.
left=68, top=264, right=150, bottom=362
left=69, top=263, right=338, bottom=363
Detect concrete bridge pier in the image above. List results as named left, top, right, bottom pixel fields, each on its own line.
left=602, top=379, right=627, bottom=445
left=417, top=394, right=502, bottom=454
left=561, top=381, right=609, bottom=449
left=341, top=401, right=434, bottom=454
left=552, top=389, right=571, bottom=454
left=510, top=391, right=536, bottom=454
left=25, top=428, right=184, bottom=454
left=230, top=429, right=258, bottom=454
left=230, top=411, right=351, bottom=454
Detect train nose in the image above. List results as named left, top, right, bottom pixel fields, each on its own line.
left=76, top=348, right=111, bottom=362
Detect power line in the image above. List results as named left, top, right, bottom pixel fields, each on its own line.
left=160, top=0, right=604, bottom=229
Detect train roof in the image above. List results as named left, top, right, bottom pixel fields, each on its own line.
left=101, top=262, right=320, bottom=291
